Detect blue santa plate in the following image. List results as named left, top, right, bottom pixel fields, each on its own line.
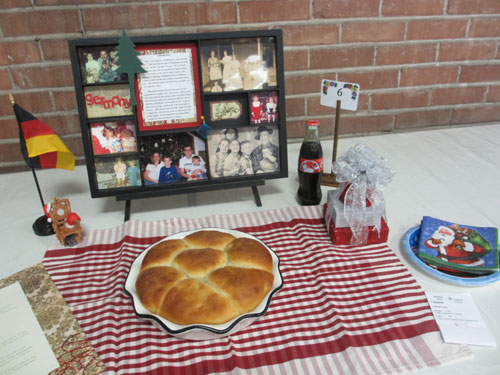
left=403, top=225, right=500, bottom=286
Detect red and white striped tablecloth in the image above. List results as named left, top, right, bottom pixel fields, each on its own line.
left=43, top=205, right=470, bottom=375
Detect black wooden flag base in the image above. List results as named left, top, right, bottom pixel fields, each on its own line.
left=32, top=215, right=55, bottom=236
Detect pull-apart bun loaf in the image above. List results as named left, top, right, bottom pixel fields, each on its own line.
left=135, top=230, right=274, bottom=325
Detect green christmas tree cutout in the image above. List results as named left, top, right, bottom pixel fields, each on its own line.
left=116, top=31, right=146, bottom=107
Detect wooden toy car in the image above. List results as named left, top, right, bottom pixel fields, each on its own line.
left=45, top=198, right=82, bottom=246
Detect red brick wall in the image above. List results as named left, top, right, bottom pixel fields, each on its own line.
left=1, top=0, right=499, bottom=171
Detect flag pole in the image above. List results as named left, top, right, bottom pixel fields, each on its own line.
left=30, top=166, right=46, bottom=208
left=10, top=93, right=53, bottom=236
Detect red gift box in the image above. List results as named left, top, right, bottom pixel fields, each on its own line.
left=326, top=215, right=389, bottom=245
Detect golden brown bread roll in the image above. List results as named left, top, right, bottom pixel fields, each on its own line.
left=135, top=230, right=275, bottom=325
left=159, top=279, right=238, bottom=325
left=140, top=239, right=187, bottom=271
left=135, top=266, right=184, bottom=314
left=174, top=248, right=226, bottom=277
left=226, top=238, right=273, bottom=272
left=184, top=230, right=236, bottom=250
left=209, top=266, right=274, bottom=312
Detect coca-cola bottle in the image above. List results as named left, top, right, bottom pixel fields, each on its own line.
left=297, top=120, right=323, bottom=205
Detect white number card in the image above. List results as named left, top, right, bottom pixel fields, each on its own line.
left=320, top=79, right=360, bottom=111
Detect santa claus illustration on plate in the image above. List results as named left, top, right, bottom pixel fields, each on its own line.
left=425, top=225, right=492, bottom=267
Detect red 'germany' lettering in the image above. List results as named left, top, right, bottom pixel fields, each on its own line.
left=85, top=94, right=130, bottom=109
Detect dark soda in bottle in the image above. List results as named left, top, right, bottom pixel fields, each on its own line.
left=297, top=120, right=323, bottom=205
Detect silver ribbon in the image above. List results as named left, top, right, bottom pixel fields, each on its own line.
left=332, top=143, right=395, bottom=245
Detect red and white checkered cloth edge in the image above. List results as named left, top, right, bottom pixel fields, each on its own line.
left=43, top=205, right=470, bottom=375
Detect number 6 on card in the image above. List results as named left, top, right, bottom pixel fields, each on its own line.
left=320, top=79, right=360, bottom=111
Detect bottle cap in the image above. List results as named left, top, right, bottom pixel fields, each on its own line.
left=306, top=120, right=320, bottom=126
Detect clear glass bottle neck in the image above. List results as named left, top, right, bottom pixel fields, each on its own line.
left=304, top=125, right=319, bottom=142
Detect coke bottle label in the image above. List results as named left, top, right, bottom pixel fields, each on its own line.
left=299, top=158, right=323, bottom=173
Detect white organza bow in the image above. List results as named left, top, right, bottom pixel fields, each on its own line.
left=332, top=143, right=395, bottom=245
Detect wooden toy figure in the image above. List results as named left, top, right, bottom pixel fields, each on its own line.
left=44, top=198, right=82, bottom=246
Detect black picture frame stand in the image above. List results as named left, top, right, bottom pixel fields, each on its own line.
left=117, top=180, right=265, bottom=221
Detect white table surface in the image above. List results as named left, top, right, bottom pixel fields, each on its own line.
left=1, top=123, right=499, bottom=374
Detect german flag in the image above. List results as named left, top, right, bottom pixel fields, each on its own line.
left=14, top=104, right=74, bottom=171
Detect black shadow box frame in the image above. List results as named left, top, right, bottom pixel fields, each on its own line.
left=68, top=30, right=287, bottom=219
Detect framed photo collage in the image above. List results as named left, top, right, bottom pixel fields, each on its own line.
left=69, top=30, right=287, bottom=200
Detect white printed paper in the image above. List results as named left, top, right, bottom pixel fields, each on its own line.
left=320, top=79, right=360, bottom=111
left=0, top=282, right=59, bottom=374
left=426, top=291, right=496, bottom=347
left=138, top=50, right=197, bottom=123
